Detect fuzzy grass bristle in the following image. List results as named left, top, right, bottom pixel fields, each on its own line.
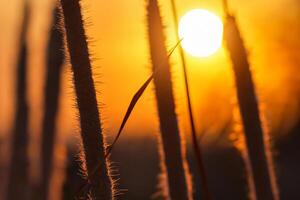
left=224, top=7, right=279, bottom=200
left=58, top=0, right=114, bottom=199
left=147, top=0, right=192, bottom=199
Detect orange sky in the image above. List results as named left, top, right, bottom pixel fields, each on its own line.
left=0, top=0, right=299, bottom=144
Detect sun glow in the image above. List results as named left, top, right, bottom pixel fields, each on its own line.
left=179, top=9, right=223, bottom=57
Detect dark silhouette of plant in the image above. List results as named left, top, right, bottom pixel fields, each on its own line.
left=6, top=2, right=30, bottom=200
left=147, top=0, right=192, bottom=199
left=169, top=1, right=212, bottom=199
left=223, top=1, right=279, bottom=200
left=58, top=0, right=113, bottom=199
left=40, top=8, right=64, bottom=200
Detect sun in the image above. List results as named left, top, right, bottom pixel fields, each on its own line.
left=178, top=9, right=223, bottom=58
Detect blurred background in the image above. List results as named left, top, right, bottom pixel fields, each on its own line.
left=0, top=0, right=299, bottom=199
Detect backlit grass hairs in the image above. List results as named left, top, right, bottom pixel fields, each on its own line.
left=40, top=7, right=64, bottom=200
left=223, top=1, right=279, bottom=199
left=58, top=0, right=114, bottom=199
left=6, top=1, right=30, bottom=200
left=147, top=0, right=192, bottom=199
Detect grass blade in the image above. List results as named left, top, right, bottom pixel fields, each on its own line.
left=74, top=39, right=181, bottom=199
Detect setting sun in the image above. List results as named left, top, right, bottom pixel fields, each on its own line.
left=1, top=0, right=299, bottom=199
left=179, top=9, right=223, bottom=57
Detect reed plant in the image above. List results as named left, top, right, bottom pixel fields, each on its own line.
left=40, top=8, right=64, bottom=200
left=58, top=0, right=113, bottom=199
left=223, top=2, right=279, bottom=199
left=147, top=0, right=192, bottom=199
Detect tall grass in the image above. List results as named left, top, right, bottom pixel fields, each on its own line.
left=223, top=3, right=279, bottom=200
left=58, top=0, right=113, bottom=199
left=40, top=8, right=64, bottom=200
left=6, top=2, right=30, bottom=200
left=147, top=0, right=192, bottom=199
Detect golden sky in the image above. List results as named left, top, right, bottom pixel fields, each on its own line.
left=0, top=0, right=299, bottom=144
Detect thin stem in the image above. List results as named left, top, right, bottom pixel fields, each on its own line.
left=169, top=0, right=211, bottom=199
left=58, top=0, right=113, bottom=199
left=222, top=0, right=229, bottom=16
left=147, top=0, right=192, bottom=199
left=74, top=39, right=182, bottom=199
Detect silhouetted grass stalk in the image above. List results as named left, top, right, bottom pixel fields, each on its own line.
left=169, top=0, right=211, bottom=199
left=147, top=0, right=192, bottom=199
left=6, top=2, right=30, bottom=200
left=223, top=1, right=279, bottom=199
left=58, top=0, right=113, bottom=199
left=40, top=8, right=64, bottom=200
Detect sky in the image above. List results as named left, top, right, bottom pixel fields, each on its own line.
left=0, top=0, right=299, bottom=145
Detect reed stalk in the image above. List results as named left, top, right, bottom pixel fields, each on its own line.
left=58, top=0, right=113, bottom=199
left=223, top=2, right=278, bottom=199
left=147, top=0, right=192, bottom=199
left=40, top=8, right=64, bottom=200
